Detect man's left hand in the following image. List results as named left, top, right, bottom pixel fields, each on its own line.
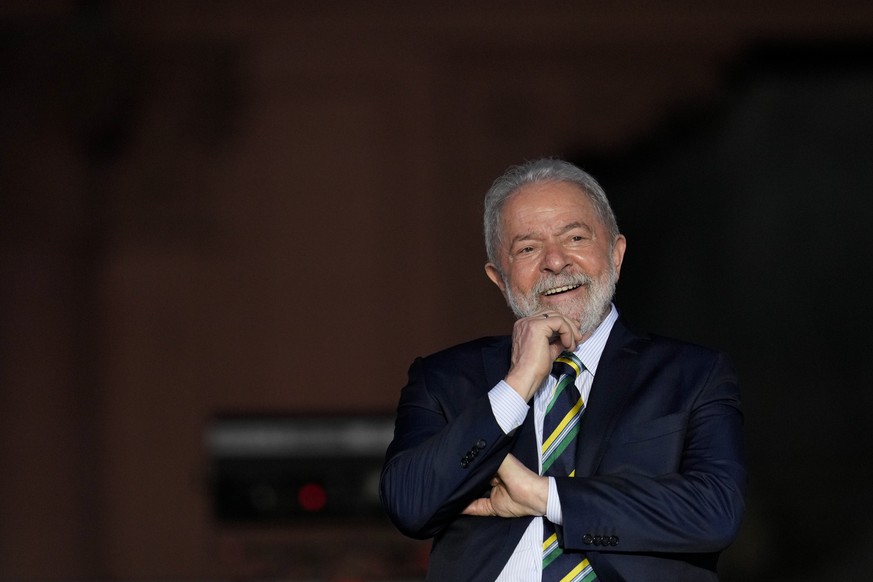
left=462, top=453, right=549, bottom=518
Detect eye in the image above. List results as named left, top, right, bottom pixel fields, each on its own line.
left=567, top=230, right=592, bottom=244
left=511, top=243, right=538, bottom=258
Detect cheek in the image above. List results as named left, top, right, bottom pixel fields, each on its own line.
left=580, top=252, right=613, bottom=275
left=504, top=263, right=537, bottom=292
left=508, top=270, right=539, bottom=294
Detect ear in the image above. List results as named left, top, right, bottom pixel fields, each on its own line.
left=484, top=262, right=507, bottom=294
left=612, top=234, right=627, bottom=278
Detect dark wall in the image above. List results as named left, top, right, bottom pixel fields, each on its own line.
left=3, top=3, right=873, bottom=580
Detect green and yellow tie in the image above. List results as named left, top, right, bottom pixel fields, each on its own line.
left=541, top=351, right=597, bottom=582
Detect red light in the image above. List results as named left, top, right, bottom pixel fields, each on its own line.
left=298, top=483, right=327, bottom=512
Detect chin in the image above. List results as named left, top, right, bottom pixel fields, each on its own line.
left=550, top=297, right=591, bottom=321
left=555, top=296, right=611, bottom=334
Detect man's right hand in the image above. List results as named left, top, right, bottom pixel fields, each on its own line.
left=504, top=311, right=582, bottom=401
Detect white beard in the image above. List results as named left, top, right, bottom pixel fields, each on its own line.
left=503, top=263, right=617, bottom=336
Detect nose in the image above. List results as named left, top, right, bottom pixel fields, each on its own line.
left=541, top=241, right=570, bottom=274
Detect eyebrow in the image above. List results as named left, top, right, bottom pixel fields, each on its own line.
left=556, top=221, right=591, bottom=236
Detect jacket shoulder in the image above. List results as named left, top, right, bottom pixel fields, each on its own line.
left=616, top=318, right=727, bottom=358
left=411, top=336, right=512, bottom=390
left=419, top=335, right=511, bottom=365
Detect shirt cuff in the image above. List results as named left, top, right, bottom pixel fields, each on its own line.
left=546, top=477, right=563, bottom=525
left=488, top=380, right=529, bottom=434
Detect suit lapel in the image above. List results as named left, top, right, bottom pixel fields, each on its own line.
left=576, top=319, right=645, bottom=477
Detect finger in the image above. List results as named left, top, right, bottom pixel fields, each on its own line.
left=556, top=324, right=581, bottom=351
left=461, top=497, right=494, bottom=516
left=536, top=310, right=577, bottom=331
left=536, top=314, right=581, bottom=351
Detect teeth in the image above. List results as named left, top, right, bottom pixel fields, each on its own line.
left=543, top=284, right=581, bottom=296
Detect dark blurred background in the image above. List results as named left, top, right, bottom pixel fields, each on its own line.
left=2, top=2, right=873, bottom=580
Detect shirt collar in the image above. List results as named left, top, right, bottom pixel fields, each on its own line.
left=573, top=303, right=618, bottom=377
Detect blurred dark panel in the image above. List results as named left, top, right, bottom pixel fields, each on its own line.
left=208, top=415, right=393, bottom=522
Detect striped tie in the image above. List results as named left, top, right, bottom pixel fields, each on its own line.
left=541, top=351, right=597, bottom=582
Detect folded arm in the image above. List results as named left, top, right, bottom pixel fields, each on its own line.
left=379, top=356, right=518, bottom=539
left=461, top=351, right=747, bottom=555
left=558, top=391, right=746, bottom=554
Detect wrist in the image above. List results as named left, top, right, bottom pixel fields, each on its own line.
left=545, top=477, right=562, bottom=524
left=529, top=475, right=550, bottom=516
left=504, top=369, right=544, bottom=401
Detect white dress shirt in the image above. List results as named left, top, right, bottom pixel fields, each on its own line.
left=487, top=305, right=618, bottom=581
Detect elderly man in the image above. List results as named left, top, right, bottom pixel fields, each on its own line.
left=380, top=159, right=746, bottom=581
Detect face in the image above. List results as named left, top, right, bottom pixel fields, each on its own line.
left=485, top=180, right=626, bottom=336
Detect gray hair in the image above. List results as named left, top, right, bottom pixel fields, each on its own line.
left=483, top=158, right=620, bottom=270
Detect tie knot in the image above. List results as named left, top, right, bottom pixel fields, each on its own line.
left=552, top=351, right=584, bottom=379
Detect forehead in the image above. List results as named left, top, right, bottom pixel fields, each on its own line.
left=500, top=180, right=600, bottom=233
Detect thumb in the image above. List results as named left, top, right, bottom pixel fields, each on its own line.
left=462, top=497, right=495, bottom=517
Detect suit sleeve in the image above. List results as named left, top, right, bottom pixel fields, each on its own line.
left=556, top=351, right=747, bottom=554
left=379, top=356, right=519, bottom=539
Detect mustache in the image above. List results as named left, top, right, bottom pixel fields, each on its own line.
left=531, top=272, right=593, bottom=295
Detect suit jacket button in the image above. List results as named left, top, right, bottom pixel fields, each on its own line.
left=582, top=534, right=594, bottom=545
left=593, top=535, right=603, bottom=546
left=608, top=535, right=619, bottom=546
left=476, top=439, right=487, bottom=449
left=460, top=459, right=469, bottom=468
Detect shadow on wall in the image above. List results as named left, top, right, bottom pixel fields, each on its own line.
left=577, top=42, right=873, bottom=582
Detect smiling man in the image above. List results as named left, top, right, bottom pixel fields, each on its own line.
left=380, top=159, right=746, bottom=581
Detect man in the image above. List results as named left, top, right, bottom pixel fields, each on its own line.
left=380, top=158, right=746, bottom=581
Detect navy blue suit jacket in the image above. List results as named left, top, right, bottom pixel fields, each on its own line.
left=380, top=317, right=746, bottom=581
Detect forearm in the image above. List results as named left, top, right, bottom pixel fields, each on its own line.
left=381, top=396, right=509, bottom=537
left=557, top=464, right=746, bottom=553
left=557, top=395, right=746, bottom=554
left=380, top=360, right=518, bottom=538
